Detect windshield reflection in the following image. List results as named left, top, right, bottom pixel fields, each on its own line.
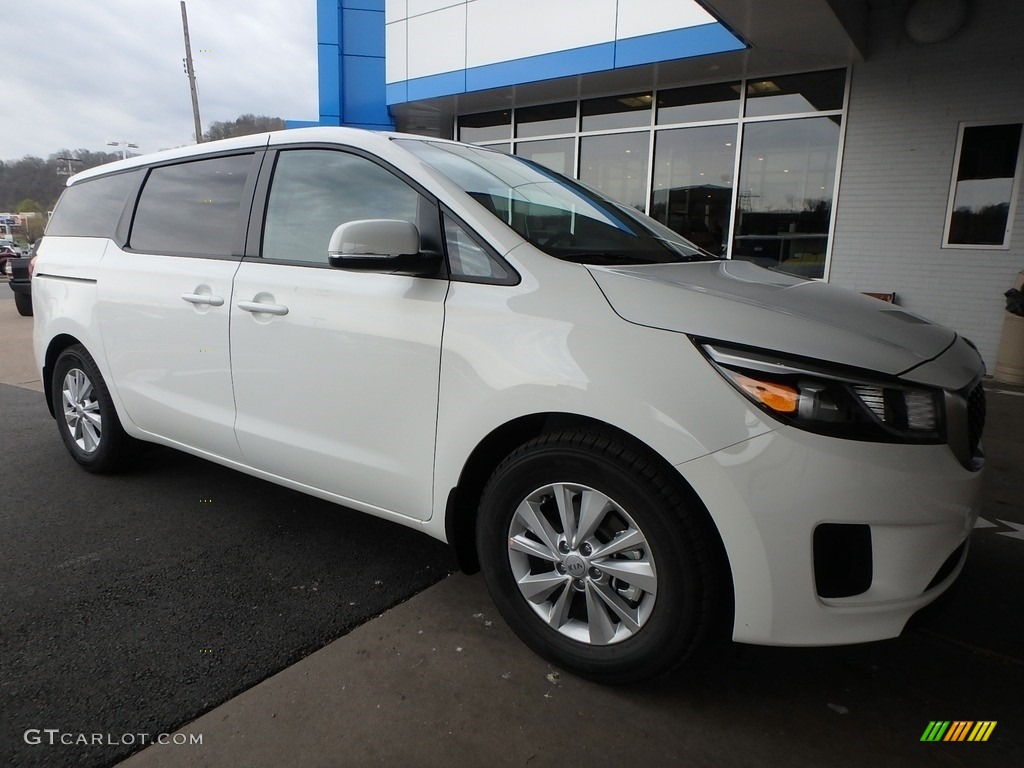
left=398, top=139, right=718, bottom=267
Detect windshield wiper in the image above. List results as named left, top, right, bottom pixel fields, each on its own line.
left=554, top=251, right=713, bottom=265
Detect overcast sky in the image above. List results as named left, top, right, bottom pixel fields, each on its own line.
left=2, top=0, right=318, bottom=162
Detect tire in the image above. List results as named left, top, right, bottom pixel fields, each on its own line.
left=477, top=430, right=723, bottom=684
left=51, top=344, right=134, bottom=473
left=14, top=291, right=32, bottom=316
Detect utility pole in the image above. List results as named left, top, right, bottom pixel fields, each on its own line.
left=55, top=156, right=83, bottom=177
left=180, top=1, right=203, bottom=143
left=107, top=140, right=139, bottom=159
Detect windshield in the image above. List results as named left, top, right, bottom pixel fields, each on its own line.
left=397, top=139, right=717, bottom=266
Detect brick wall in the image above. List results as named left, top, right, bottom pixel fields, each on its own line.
left=830, top=0, right=1024, bottom=368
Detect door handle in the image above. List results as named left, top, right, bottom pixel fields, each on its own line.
left=237, top=300, right=289, bottom=316
left=181, top=293, right=225, bottom=307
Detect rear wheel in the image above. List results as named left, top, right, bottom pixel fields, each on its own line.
left=52, top=345, right=134, bottom=473
left=14, top=291, right=32, bottom=316
left=477, top=430, right=723, bottom=684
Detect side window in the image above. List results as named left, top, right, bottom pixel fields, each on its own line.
left=130, top=154, right=253, bottom=256
left=46, top=170, right=141, bottom=239
left=444, top=214, right=513, bottom=283
left=263, top=149, right=420, bottom=264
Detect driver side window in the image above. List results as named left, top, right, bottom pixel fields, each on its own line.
left=262, top=149, right=420, bottom=264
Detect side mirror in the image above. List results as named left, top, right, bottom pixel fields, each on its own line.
left=327, top=219, right=440, bottom=276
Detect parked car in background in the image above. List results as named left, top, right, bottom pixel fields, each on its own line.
left=5, top=240, right=37, bottom=316
left=31, top=128, right=986, bottom=683
left=0, top=244, right=18, bottom=275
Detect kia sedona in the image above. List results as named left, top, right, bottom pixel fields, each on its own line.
left=32, top=127, right=985, bottom=683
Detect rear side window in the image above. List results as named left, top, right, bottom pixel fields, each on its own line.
left=46, top=171, right=140, bottom=238
left=130, top=154, right=254, bottom=256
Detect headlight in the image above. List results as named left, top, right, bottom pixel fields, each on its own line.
left=700, top=342, right=945, bottom=444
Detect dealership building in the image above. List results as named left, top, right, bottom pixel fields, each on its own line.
left=301, top=0, right=1024, bottom=369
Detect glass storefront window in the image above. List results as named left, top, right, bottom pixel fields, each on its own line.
left=651, top=125, right=737, bottom=255
left=459, top=110, right=512, bottom=143
left=744, top=69, right=845, bottom=117
left=516, top=138, right=575, bottom=176
left=657, top=82, right=740, bottom=125
left=581, top=93, right=653, bottom=131
left=732, top=117, right=841, bottom=278
left=579, top=132, right=650, bottom=212
left=516, top=102, right=576, bottom=138
left=945, top=123, right=1022, bottom=247
left=457, top=69, right=848, bottom=275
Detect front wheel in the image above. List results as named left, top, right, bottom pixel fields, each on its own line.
left=51, top=344, right=134, bottom=473
left=477, top=430, right=724, bottom=684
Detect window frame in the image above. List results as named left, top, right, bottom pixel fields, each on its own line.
left=942, top=120, right=1024, bottom=250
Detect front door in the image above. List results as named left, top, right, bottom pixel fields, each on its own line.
left=229, top=148, right=447, bottom=520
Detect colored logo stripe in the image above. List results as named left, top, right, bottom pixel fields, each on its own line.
left=921, top=721, right=996, bottom=742
left=967, top=722, right=997, bottom=742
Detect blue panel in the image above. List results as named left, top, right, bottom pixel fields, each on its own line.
left=342, top=0, right=384, bottom=10
left=406, top=69, right=468, bottom=102
left=386, top=81, right=409, bottom=105
left=614, top=23, right=746, bottom=69
left=285, top=119, right=322, bottom=129
left=343, top=8, right=385, bottom=57
left=318, top=43, right=342, bottom=119
left=317, top=0, right=341, bottom=45
left=342, top=55, right=394, bottom=126
left=465, top=42, right=614, bottom=93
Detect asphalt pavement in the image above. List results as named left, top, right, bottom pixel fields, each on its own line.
left=1, top=284, right=1022, bottom=767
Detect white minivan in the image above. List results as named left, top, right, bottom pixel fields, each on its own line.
left=33, top=127, right=985, bottom=683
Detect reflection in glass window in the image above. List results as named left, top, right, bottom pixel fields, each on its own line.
left=579, top=132, right=650, bottom=212
left=459, top=110, right=512, bottom=143
left=657, top=83, right=740, bottom=125
left=516, top=102, right=576, bottom=138
left=263, top=150, right=419, bottom=264
left=732, top=117, right=841, bottom=278
left=946, top=123, right=1022, bottom=247
left=744, top=69, right=845, bottom=118
left=445, top=215, right=510, bottom=282
left=399, top=140, right=709, bottom=266
left=48, top=170, right=140, bottom=239
left=131, top=154, right=252, bottom=256
left=651, top=125, right=736, bottom=254
left=581, top=93, right=652, bottom=131
left=516, top=138, right=575, bottom=175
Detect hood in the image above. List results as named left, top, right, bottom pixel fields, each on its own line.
left=588, top=260, right=956, bottom=377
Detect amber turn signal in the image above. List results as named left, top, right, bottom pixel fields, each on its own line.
left=730, top=373, right=800, bottom=414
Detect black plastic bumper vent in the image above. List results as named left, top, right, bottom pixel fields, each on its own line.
left=813, top=523, right=873, bottom=599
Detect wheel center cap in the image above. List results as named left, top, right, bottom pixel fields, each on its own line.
left=564, top=554, right=587, bottom=578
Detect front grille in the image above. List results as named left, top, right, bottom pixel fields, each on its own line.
left=967, top=383, right=986, bottom=457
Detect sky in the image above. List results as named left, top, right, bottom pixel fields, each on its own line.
left=2, top=0, right=318, bottom=162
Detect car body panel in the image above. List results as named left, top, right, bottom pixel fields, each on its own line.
left=93, top=247, right=243, bottom=461
left=588, top=260, right=956, bottom=377
left=229, top=260, right=447, bottom=520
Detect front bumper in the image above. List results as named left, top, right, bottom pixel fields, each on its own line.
left=680, top=426, right=982, bottom=646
